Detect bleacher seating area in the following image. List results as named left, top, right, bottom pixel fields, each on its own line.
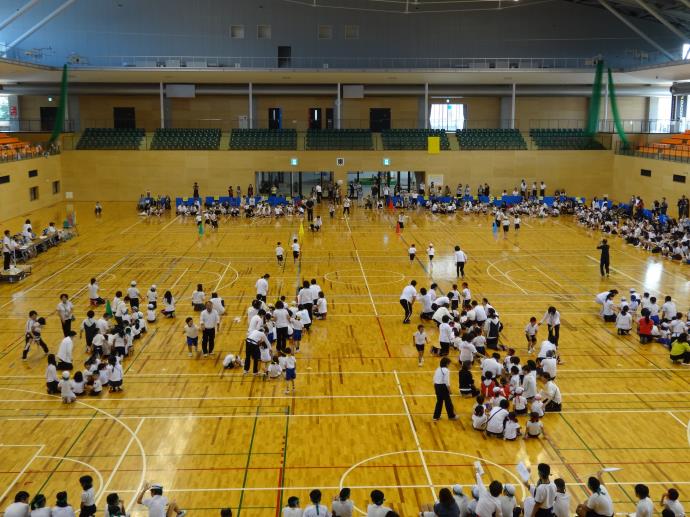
left=635, top=130, right=690, bottom=161
left=76, top=128, right=145, bottom=150
left=305, top=129, right=373, bottom=150
left=229, top=129, right=297, bottom=150
left=0, top=134, right=44, bottom=161
left=151, top=128, right=221, bottom=150
left=381, top=129, right=450, bottom=150
left=456, top=129, right=527, bottom=150
left=529, top=128, right=605, bottom=150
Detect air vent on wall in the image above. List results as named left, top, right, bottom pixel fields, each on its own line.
left=0, top=175, right=9, bottom=184
left=672, top=174, right=686, bottom=183
left=318, top=25, right=333, bottom=40
left=28, top=169, right=38, bottom=178
left=230, top=25, right=245, bottom=39
left=640, top=169, right=651, bottom=177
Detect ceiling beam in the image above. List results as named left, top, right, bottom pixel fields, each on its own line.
left=598, top=0, right=676, bottom=60
left=8, top=0, right=77, bottom=49
left=0, top=0, right=41, bottom=32
left=633, top=0, right=690, bottom=42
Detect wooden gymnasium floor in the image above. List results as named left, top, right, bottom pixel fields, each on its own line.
left=0, top=201, right=688, bottom=517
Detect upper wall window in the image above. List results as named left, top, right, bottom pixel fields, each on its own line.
left=344, top=25, right=359, bottom=40
left=318, top=25, right=333, bottom=40
left=0, top=96, right=9, bottom=128
left=230, top=25, right=245, bottom=39
left=257, top=25, right=272, bottom=40
left=683, top=43, right=689, bottom=60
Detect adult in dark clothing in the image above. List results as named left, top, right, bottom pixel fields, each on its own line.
left=459, top=361, right=480, bottom=397
left=306, top=198, right=314, bottom=222
left=193, top=182, right=199, bottom=199
left=433, top=488, right=461, bottom=517
left=597, top=239, right=610, bottom=277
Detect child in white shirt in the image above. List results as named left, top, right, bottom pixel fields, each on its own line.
left=146, top=304, right=156, bottom=323
left=275, top=242, right=284, bottom=265
left=284, top=347, right=297, bottom=393
left=314, top=292, right=327, bottom=320
left=267, top=357, right=283, bottom=379
left=525, top=412, right=544, bottom=438
left=408, top=244, right=416, bottom=261
left=413, top=325, right=428, bottom=366
left=59, top=371, right=76, bottom=403
left=184, top=317, right=199, bottom=357
left=531, top=394, right=545, bottom=417
left=503, top=413, right=521, bottom=440
left=427, top=243, right=435, bottom=263
left=472, top=405, right=488, bottom=431
left=525, top=317, right=539, bottom=354
left=512, top=386, right=528, bottom=414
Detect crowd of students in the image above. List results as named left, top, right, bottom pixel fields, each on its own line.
left=3, top=481, right=186, bottom=517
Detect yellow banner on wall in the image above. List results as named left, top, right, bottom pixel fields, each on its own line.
left=427, top=136, right=440, bottom=154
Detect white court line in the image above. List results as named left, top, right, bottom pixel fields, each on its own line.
left=71, top=255, right=129, bottom=300
left=532, top=265, right=567, bottom=290
left=170, top=267, right=190, bottom=290
left=0, top=253, right=91, bottom=310
left=0, top=387, right=147, bottom=514
left=393, top=370, right=437, bottom=499
left=345, top=216, right=379, bottom=317
left=159, top=215, right=181, bottom=232
left=6, top=408, right=690, bottom=423
left=0, top=444, right=45, bottom=504
left=585, top=256, right=662, bottom=294
left=0, top=366, right=686, bottom=379
left=37, top=455, right=105, bottom=500
left=214, top=261, right=233, bottom=291
left=119, top=219, right=144, bottom=235
left=486, top=258, right=529, bottom=294
left=96, top=418, right=146, bottom=504
left=3, top=390, right=690, bottom=404
left=667, top=411, right=689, bottom=430
left=103, top=480, right=690, bottom=494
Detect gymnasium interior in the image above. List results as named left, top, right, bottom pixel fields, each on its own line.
left=0, top=0, right=689, bottom=516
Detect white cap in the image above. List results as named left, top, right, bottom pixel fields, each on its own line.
left=148, top=304, right=154, bottom=309
left=515, top=387, right=524, bottom=394
left=534, top=393, right=542, bottom=400
left=131, top=281, right=137, bottom=286
left=62, top=371, right=70, bottom=379
left=493, top=387, right=501, bottom=393
left=151, top=285, right=157, bottom=290
left=504, top=484, right=516, bottom=496
left=629, top=288, right=636, bottom=292
left=150, top=484, right=163, bottom=491
left=452, top=484, right=463, bottom=495
left=137, top=311, right=144, bottom=318
left=471, top=486, right=480, bottom=499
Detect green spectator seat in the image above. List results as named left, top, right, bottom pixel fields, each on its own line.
left=381, top=129, right=450, bottom=150
left=76, top=128, right=145, bottom=150
left=456, top=128, right=527, bottom=150
left=529, top=128, right=605, bottom=150
left=305, top=129, right=373, bottom=150
left=151, top=128, right=221, bottom=150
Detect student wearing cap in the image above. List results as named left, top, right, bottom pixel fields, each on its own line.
left=136, top=483, right=186, bottom=517
left=127, top=281, right=140, bottom=311
left=500, top=484, right=518, bottom=517
left=147, top=285, right=158, bottom=309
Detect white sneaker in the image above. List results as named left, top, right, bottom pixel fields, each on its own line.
left=188, top=352, right=192, bottom=357
left=203, top=353, right=208, bottom=358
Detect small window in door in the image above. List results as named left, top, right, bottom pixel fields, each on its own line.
left=29, top=186, right=39, bottom=201
left=52, top=180, right=61, bottom=194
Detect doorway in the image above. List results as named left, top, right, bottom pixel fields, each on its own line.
left=309, top=108, right=322, bottom=130
left=255, top=171, right=333, bottom=198
left=347, top=171, right=420, bottom=198
left=278, top=46, right=292, bottom=68
left=369, top=108, right=391, bottom=132
left=326, top=108, right=334, bottom=129
left=268, top=108, right=282, bottom=130
left=40, top=107, right=57, bottom=131
left=113, top=107, right=136, bottom=129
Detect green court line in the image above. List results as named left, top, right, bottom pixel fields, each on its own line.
left=123, top=328, right=159, bottom=374
left=34, top=410, right=99, bottom=495
left=237, top=406, right=261, bottom=517
left=558, top=413, right=636, bottom=505
left=278, top=406, right=290, bottom=514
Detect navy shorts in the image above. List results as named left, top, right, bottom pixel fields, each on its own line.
left=286, top=368, right=296, bottom=380
left=187, top=336, right=198, bottom=346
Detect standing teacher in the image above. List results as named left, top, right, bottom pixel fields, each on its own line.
left=597, top=238, right=610, bottom=278
left=433, top=357, right=458, bottom=421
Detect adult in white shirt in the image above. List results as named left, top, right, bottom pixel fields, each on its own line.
left=576, top=473, right=613, bottom=517
left=485, top=399, right=509, bottom=436
left=366, top=490, right=390, bottom=517
left=454, top=245, right=468, bottom=278
left=537, top=339, right=557, bottom=360
left=56, top=293, right=75, bottom=337
left=601, top=296, right=616, bottom=322
left=540, top=352, right=557, bottom=380
left=539, top=306, right=561, bottom=345
left=481, top=354, right=503, bottom=378
left=433, top=357, right=458, bottom=420
left=521, top=364, right=538, bottom=399
left=633, top=484, right=653, bottom=517
left=57, top=331, right=76, bottom=370
left=127, top=281, right=140, bottom=310
left=244, top=328, right=270, bottom=375
left=473, top=302, right=487, bottom=324
left=438, top=316, right=454, bottom=356
left=199, top=302, right=220, bottom=357
left=256, top=274, right=270, bottom=302
left=400, top=280, right=417, bottom=324
left=595, top=289, right=617, bottom=305
left=541, top=374, right=562, bottom=412
left=297, top=280, right=314, bottom=318
left=4, top=491, right=30, bottom=517
left=662, top=296, right=678, bottom=320
left=309, top=279, right=321, bottom=300
left=273, top=301, right=291, bottom=352
left=459, top=339, right=478, bottom=363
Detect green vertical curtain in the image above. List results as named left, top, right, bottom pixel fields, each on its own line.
left=607, top=68, right=630, bottom=149
left=49, top=64, right=68, bottom=144
left=586, top=60, right=604, bottom=136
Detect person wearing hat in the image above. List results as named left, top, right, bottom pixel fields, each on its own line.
left=58, top=371, right=76, bottom=403
left=127, top=281, right=140, bottom=311
left=451, top=485, right=468, bottom=516
left=147, top=285, right=158, bottom=309
left=136, top=482, right=185, bottom=517
left=500, top=484, right=518, bottom=517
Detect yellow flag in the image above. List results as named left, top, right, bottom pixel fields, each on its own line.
left=427, top=136, right=440, bottom=154
left=298, top=221, right=305, bottom=241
